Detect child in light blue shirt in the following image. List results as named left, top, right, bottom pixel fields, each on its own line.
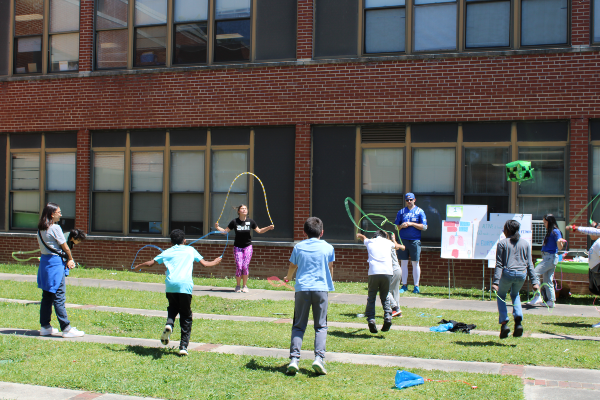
left=134, top=229, right=221, bottom=355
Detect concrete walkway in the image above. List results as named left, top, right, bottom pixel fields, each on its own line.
left=3, top=297, right=600, bottom=342
left=2, top=273, right=599, bottom=318
left=0, top=381, right=159, bottom=400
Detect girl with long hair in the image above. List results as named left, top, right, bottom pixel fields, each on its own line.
left=36, top=202, right=84, bottom=338
left=492, top=220, right=540, bottom=338
left=527, top=214, right=566, bottom=308
left=215, top=204, right=274, bottom=292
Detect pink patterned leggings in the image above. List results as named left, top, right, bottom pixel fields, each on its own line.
left=233, top=245, right=253, bottom=277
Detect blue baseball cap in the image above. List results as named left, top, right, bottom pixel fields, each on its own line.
left=405, top=193, right=415, bottom=200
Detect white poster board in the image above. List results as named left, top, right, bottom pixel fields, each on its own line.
left=441, top=220, right=475, bottom=259
left=473, top=213, right=532, bottom=265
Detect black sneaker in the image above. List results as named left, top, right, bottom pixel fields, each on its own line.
left=178, top=346, right=188, bottom=356
left=381, top=319, right=392, bottom=332
left=513, top=318, right=523, bottom=337
left=499, top=323, right=510, bottom=339
left=368, top=319, right=378, bottom=334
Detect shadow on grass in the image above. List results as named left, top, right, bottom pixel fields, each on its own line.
left=542, top=321, right=590, bottom=328
left=107, top=345, right=177, bottom=360
left=340, top=313, right=363, bottom=318
left=328, top=329, right=385, bottom=339
left=244, top=358, right=322, bottom=377
left=454, top=341, right=516, bottom=348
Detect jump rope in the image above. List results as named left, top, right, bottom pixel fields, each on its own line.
left=344, top=197, right=403, bottom=245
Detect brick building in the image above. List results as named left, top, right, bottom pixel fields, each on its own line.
left=0, top=0, right=599, bottom=292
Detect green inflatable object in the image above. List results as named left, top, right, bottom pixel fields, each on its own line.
left=506, top=160, right=534, bottom=183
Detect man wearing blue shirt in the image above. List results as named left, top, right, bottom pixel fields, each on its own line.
left=285, top=217, right=334, bottom=376
left=395, top=193, right=427, bottom=294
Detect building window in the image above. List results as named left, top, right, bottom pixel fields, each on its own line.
left=413, top=0, right=457, bottom=52
left=412, top=147, right=455, bottom=241
left=170, top=151, right=205, bottom=235
left=134, top=0, right=167, bottom=67
left=364, top=0, right=406, bottom=54
left=49, top=0, right=80, bottom=72
left=92, top=152, right=125, bottom=232
left=595, top=0, right=600, bottom=44
left=211, top=150, right=248, bottom=227
left=96, top=0, right=129, bottom=69
left=465, top=0, right=510, bottom=48
left=463, top=147, right=509, bottom=216
left=130, top=151, right=164, bottom=233
left=14, top=0, right=44, bottom=74
left=46, top=152, right=76, bottom=230
left=173, top=0, right=209, bottom=65
left=521, top=0, right=568, bottom=46
left=517, top=147, right=565, bottom=219
left=11, top=153, right=40, bottom=229
left=214, top=0, right=251, bottom=62
left=592, top=146, right=600, bottom=223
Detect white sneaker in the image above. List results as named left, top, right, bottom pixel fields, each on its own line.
left=161, top=325, right=172, bottom=345
left=312, top=356, right=327, bottom=375
left=527, top=294, right=543, bottom=306
left=242, top=286, right=249, bottom=293
left=287, top=358, right=299, bottom=374
left=62, top=327, right=84, bottom=338
left=592, top=322, right=600, bottom=328
left=546, top=301, right=555, bottom=308
left=40, top=326, right=58, bottom=336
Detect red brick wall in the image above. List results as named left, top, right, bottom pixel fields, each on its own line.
left=294, top=124, right=311, bottom=240
left=75, top=129, right=91, bottom=233
left=79, top=0, right=94, bottom=72
left=296, top=0, right=313, bottom=60
left=572, top=0, right=591, bottom=46
left=568, top=118, right=589, bottom=249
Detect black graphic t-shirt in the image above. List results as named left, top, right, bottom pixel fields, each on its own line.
left=228, top=218, right=258, bottom=248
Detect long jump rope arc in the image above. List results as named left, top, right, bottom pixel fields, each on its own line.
left=344, top=197, right=403, bottom=245
left=11, top=249, right=41, bottom=262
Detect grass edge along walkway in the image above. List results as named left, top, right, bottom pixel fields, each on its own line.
left=2, top=298, right=600, bottom=343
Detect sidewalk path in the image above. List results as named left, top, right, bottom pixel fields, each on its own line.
left=1, top=327, right=599, bottom=400
left=3, top=297, right=599, bottom=342
left=1, top=273, right=599, bottom=318
left=0, top=381, right=159, bottom=400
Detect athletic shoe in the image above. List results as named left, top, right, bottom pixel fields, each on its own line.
left=592, top=321, right=600, bottom=328
left=381, top=319, right=392, bottom=332
left=546, top=301, right=555, bottom=308
left=391, top=310, right=402, bottom=318
left=398, top=285, right=408, bottom=294
left=412, top=286, right=420, bottom=294
left=40, top=326, right=58, bottom=336
left=527, top=294, right=543, bottom=306
left=312, top=356, right=327, bottom=375
left=242, top=286, right=249, bottom=293
left=178, top=346, right=188, bottom=356
left=499, top=323, right=510, bottom=339
left=161, top=325, right=172, bottom=345
left=368, top=319, right=378, bottom=334
left=62, top=327, right=84, bottom=338
left=287, top=358, right=299, bottom=374
left=513, top=318, right=523, bottom=338
left=234, top=285, right=241, bottom=293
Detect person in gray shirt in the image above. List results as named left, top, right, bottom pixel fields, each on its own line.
left=492, top=220, right=540, bottom=339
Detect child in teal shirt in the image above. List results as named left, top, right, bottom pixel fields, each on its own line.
left=134, top=229, right=222, bottom=355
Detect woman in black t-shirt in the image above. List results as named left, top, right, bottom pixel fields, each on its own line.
left=215, top=204, right=274, bottom=293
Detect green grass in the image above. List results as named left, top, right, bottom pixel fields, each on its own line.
left=0, top=335, right=523, bottom=400
left=2, top=280, right=600, bottom=338
left=1, top=262, right=597, bottom=305
left=1, top=302, right=599, bottom=370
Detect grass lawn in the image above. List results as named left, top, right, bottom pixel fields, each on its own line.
left=2, top=280, right=600, bottom=338
left=0, top=335, right=523, bottom=400
left=1, top=302, right=599, bottom=370
left=1, top=263, right=597, bottom=306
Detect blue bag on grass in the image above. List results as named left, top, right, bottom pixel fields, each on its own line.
left=395, top=370, right=425, bottom=389
left=429, top=322, right=454, bottom=332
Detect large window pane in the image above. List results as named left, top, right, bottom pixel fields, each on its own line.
left=593, top=147, right=600, bottom=195
left=15, top=36, right=42, bottom=74
left=518, top=147, right=564, bottom=195
left=360, top=194, right=404, bottom=232
left=131, top=152, right=163, bottom=191
left=96, top=30, right=128, bottom=69
left=94, top=152, right=124, bottom=191
left=175, top=0, right=208, bottom=22
left=97, top=0, right=128, bottom=29
left=215, top=0, right=251, bottom=19
left=366, top=0, right=405, bottom=6
left=466, top=1, right=510, bottom=48
left=362, top=149, right=403, bottom=193
left=170, top=193, right=204, bottom=235
left=214, top=19, right=250, bottom=62
left=47, top=192, right=75, bottom=231
left=12, top=153, right=39, bottom=190
left=174, top=23, right=208, bottom=65
left=130, top=193, right=162, bottom=233
left=12, top=191, right=39, bottom=229
left=171, top=151, right=204, bottom=191
left=15, top=0, right=44, bottom=36
left=519, top=197, right=564, bottom=220
left=46, top=153, right=76, bottom=191
left=50, top=33, right=79, bottom=72
left=414, top=194, right=451, bottom=242
left=595, top=0, right=600, bottom=43
left=521, top=0, right=568, bottom=46
left=135, top=26, right=167, bottom=66
left=365, top=8, right=405, bottom=53
left=135, top=0, right=167, bottom=25
left=464, top=148, right=508, bottom=194
left=414, top=3, right=456, bottom=51
left=211, top=192, right=247, bottom=228
left=50, top=0, right=80, bottom=33
left=412, top=148, right=455, bottom=193
left=92, top=192, right=123, bottom=231
left=464, top=195, right=508, bottom=215
left=212, top=150, right=247, bottom=192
